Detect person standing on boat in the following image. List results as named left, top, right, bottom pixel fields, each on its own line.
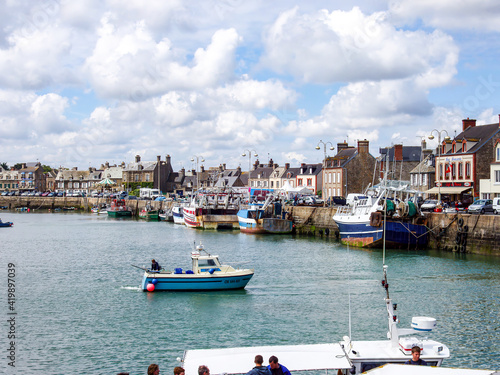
left=405, top=346, right=427, bottom=365
left=151, top=259, right=161, bottom=271
left=267, top=356, right=291, bottom=375
left=246, top=355, right=272, bottom=375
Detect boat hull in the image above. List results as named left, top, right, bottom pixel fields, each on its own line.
left=107, top=210, right=132, bottom=217
left=139, top=211, right=159, bottom=220
left=0, top=222, right=13, bottom=227
left=335, top=219, right=428, bottom=248
left=141, top=272, right=254, bottom=291
left=237, top=209, right=293, bottom=234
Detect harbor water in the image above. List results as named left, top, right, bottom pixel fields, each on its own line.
left=1, top=212, right=499, bottom=374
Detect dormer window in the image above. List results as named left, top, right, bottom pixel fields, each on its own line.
left=462, top=141, right=467, bottom=152
left=452, top=143, right=456, bottom=153
left=497, top=145, right=500, bottom=162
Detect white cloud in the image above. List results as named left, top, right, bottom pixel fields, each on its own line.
left=389, top=0, right=500, bottom=32
left=261, top=7, right=458, bottom=84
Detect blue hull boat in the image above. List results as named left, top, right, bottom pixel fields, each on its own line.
left=139, top=243, right=254, bottom=292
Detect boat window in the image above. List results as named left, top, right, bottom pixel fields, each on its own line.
left=198, top=259, right=217, bottom=267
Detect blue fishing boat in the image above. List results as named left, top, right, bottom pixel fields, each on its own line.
left=0, top=218, right=13, bottom=227
left=138, top=243, right=254, bottom=291
left=333, top=180, right=428, bottom=249
left=237, top=197, right=293, bottom=234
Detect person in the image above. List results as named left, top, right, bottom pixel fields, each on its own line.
left=174, top=367, right=185, bottom=375
left=246, top=355, right=272, bottom=375
left=198, top=365, right=210, bottom=375
left=405, top=346, right=427, bottom=365
left=151, top=259, right=161, bottom=271
left=267, top=356, right=291, bottom=375
left=148, top=363, right=160, bottom=375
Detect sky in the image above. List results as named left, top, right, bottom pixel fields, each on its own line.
left=1, top=0, right=500, bottom=172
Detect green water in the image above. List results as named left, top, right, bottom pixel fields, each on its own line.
left=1, top=212, right=499, bottom=374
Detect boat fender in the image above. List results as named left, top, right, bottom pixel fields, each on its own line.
left=146, top=283, right=155, bottom=292
left=151, top=278, right=158, bottom=285
left=458, top=218, right=464, bottom=227
left=209, top=268, right=215, bottom=274
left=370, top=212, right=382, bottom=227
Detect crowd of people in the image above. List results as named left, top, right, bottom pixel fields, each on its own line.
left=117, top=347, right=426, bottom=374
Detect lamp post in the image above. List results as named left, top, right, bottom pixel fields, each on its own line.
left=428, top=130, right=450, bottom=205
left=242, top=149, right=258, bottom=201
left=190, top=155, right=205, bottom=191
left=316, top=140, right=334, bottom=206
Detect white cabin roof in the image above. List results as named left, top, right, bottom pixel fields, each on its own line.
left=182, top=343, right=352, bottom=375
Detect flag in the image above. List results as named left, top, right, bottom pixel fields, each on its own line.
left=445, top=165, right=451, bottom=174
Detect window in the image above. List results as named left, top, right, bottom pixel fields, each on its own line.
left=276, top=181, right=279, bottom=188
left=465, top=162, right=471, bottom=179
left=333, top=173, right=336, bottom=183
left=271, top=181, right=274, bottom=188
left=198, top=259, right=216, bottom=267
left=146, top=174, right=150, bottom=182
left=422, top=174, right=427, bottom=185
left=135, top=174, right=139, bottom=182
left=495, top=170, right=500, bottom=183
left=458, top=163, right=463, bottom=179
left=439, top=164, right=443, bottom=180
left=444, top=163, right=450, bottom=180
left=307, top=178, right=312, bottom=186
left=298, top=179, right=303, bottom=186
left=497, top=147, right=500, bottom=161
left=451, top=163, right=456, bottom=179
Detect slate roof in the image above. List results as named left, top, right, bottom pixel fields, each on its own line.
left=445, top=123, right=500, bottom=154
left=379, top=146, right=421, bottom=162
left=410, top=154, right=435, bottom=174
left=327, top=148, right=357, bottom=168
left=124, top=161, right=156, bottom=171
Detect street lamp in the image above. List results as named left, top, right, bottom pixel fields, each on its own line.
left=316, top=140, right=334, bottom=206
left=191, top=155, right=205, bottom=191
left=242, top=150, right=258, bottom=201
left=428, top=129, right=450, bottom=205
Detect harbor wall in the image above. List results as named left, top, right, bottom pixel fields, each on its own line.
left=2, top=196, right=499, bottom=256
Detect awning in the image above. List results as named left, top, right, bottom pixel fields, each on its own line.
left=182, top=343, right=352, bottom=375
left=425, top=186, right=472, bottom=194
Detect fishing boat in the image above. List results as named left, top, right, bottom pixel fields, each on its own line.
left=159, top=209, right=172, bottom=221
left=138, top=204, right=159, bottom=221
left=107, top=199, right=132, bottom=217
left=180, top=263, right=450, bottom=374
left=183, top=189, right=242, bottom=229
left=237, top=195, right=293, bottom=234
left=0, top=218, right=13, bottom=227
left=91, top=203, right=108, bottom=215
left=137, top=243, right=254, bottom=291
left=333, top=179, right=428, bottom=249
left=172, top=204, right=185, bottom=225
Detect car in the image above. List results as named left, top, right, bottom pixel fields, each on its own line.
left=47, top=192, right=55, bottom=197
left=126, top=195, right=138, bottom=200
left=57, top=192, right=64, bottom=197
left=467, top=199, right=493, bottom=214
left=42, top=192, right=50, bottom=197
left=420, top=199, right=439, bottom=212
left=1, top=191, right=8, bottom=196
left=327, top=196, right=346, bottom=206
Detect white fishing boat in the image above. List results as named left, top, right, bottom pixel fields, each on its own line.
left=172, top=204, right=186, bottom=225
left=137, top=243, right=254, bottom=291
left=181, top=263, right=451, bottom=374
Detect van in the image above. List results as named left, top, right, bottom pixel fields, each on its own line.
left=493, top=197, right=500, bottom=214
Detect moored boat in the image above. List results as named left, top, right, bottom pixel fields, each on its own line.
left=172, top=204, right=185, bottom=224
left=237, top=196, right=293, bottom=234
left=333, top=180, right=428, bottom=249
left=138, top=205, right=159, bottom=221
left=138, top=243, right=254, bottom=291
left=0, top=218, right=13, bottom=227
left=107, top=199, right=132, bottom=217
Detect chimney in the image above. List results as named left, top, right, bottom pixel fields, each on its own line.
left=268, top=159, right=273, bottom=168
left=157, top=155, right=161, bottom=162
left=421, top=140, right=427, bottom=150
left=300, top=163, right=306, bottom=174
left=223, top=163, right=226, bottom=170
left=165, top=155, right=171, bottom=164
left=357, top=139, right=369, bottom=154
left=180, top=168, right=185, bottom=177
left=135, top=155, right=141, bottom=163
left=337, top=141, right=349, bottom=153
left=462, top=118, right=476, bottom=131
left=285, top=163, right=290, bottom=169
left=191, top=169, right=196, bottom=175
left=394, top=144, right=403, bottom=161
left=236, top=166, right=241, bottom=174
left=200, top=166, right=205, bottom=173
left=72, top=167, right=78, bottom=171
left=105, top=162, right=109, bottom=168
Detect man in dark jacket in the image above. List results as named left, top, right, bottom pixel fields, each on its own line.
left=151, top=259, right=161, bottom=271
left=246, top=355, right=272, bottom=375
left=267, top=356, right=291, bottom=375
left=405, top=346, right=427, bottom=365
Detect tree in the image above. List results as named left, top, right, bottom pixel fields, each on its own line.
left=0, top=162, right=8, bottom=170
left=42, top=165, right=52, bottom=172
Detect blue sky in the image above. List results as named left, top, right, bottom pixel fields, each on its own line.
left=1, top=0, right=500, bottom=171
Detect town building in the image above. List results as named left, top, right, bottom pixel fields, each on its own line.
left=409, top=141, right=435, bottom=194
left=296, top=163, right=322, bottom=194
left=479, top=138, right=500, bottom=199
left=122, top=155, right=174, bottom=193
left=379, top=144, right=422, bottom=182
left=0, top=162, right=45, bottom=192
left=324, top=140, right=376, bottom=198
left=426, top=117, right=500, bottom=202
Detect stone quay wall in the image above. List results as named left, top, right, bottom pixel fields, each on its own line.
left=1, top=196, right=499, bottom=256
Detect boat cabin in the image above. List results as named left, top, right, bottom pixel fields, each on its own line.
left=190, top=245, right=224, bottom=274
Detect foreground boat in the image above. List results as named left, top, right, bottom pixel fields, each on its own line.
left=106, top=199, right=132, bottom=217
left=138, top=205, right=159, bottom=220
left=181, top=264, right=450, bottom=374
left=237, top=199, right=293, bottom=234
left=139, top=243, right=254, bottom=291
left=0, top=218, right=13, bottom=227
left=333, top=180, right=428, bottom=248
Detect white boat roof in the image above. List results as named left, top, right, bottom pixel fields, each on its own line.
left=182, top=343, right=352, bottom=375
left=364, top=364, right=497, bottom=374
left=347, top=339, right=450, bottom=361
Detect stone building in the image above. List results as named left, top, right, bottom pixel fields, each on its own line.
left=378, top=144, right=421, bottom=182
left=0, top=162, right=45, bottom=192
left=324, top=140, right=376, bottom=198
left=479, top=138, right=500, bottom=199
left=122, top=155, right=174, bottom=193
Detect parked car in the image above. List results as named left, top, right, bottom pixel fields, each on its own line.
left=467, top=199, right=493, bottom=214
left=493, top=197, right=500, bottom=215
left=127, top=195, right=138, bottom=200
left=420, top=199, right=439, bottom=212
left=327, top=196, right=346, bottom=206
left=47, top=192, right=55, bottom=197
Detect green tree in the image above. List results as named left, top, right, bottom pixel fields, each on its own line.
left=42, top=165, right=52, bottom=172
left=0, top=162, right=8, bottom=170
